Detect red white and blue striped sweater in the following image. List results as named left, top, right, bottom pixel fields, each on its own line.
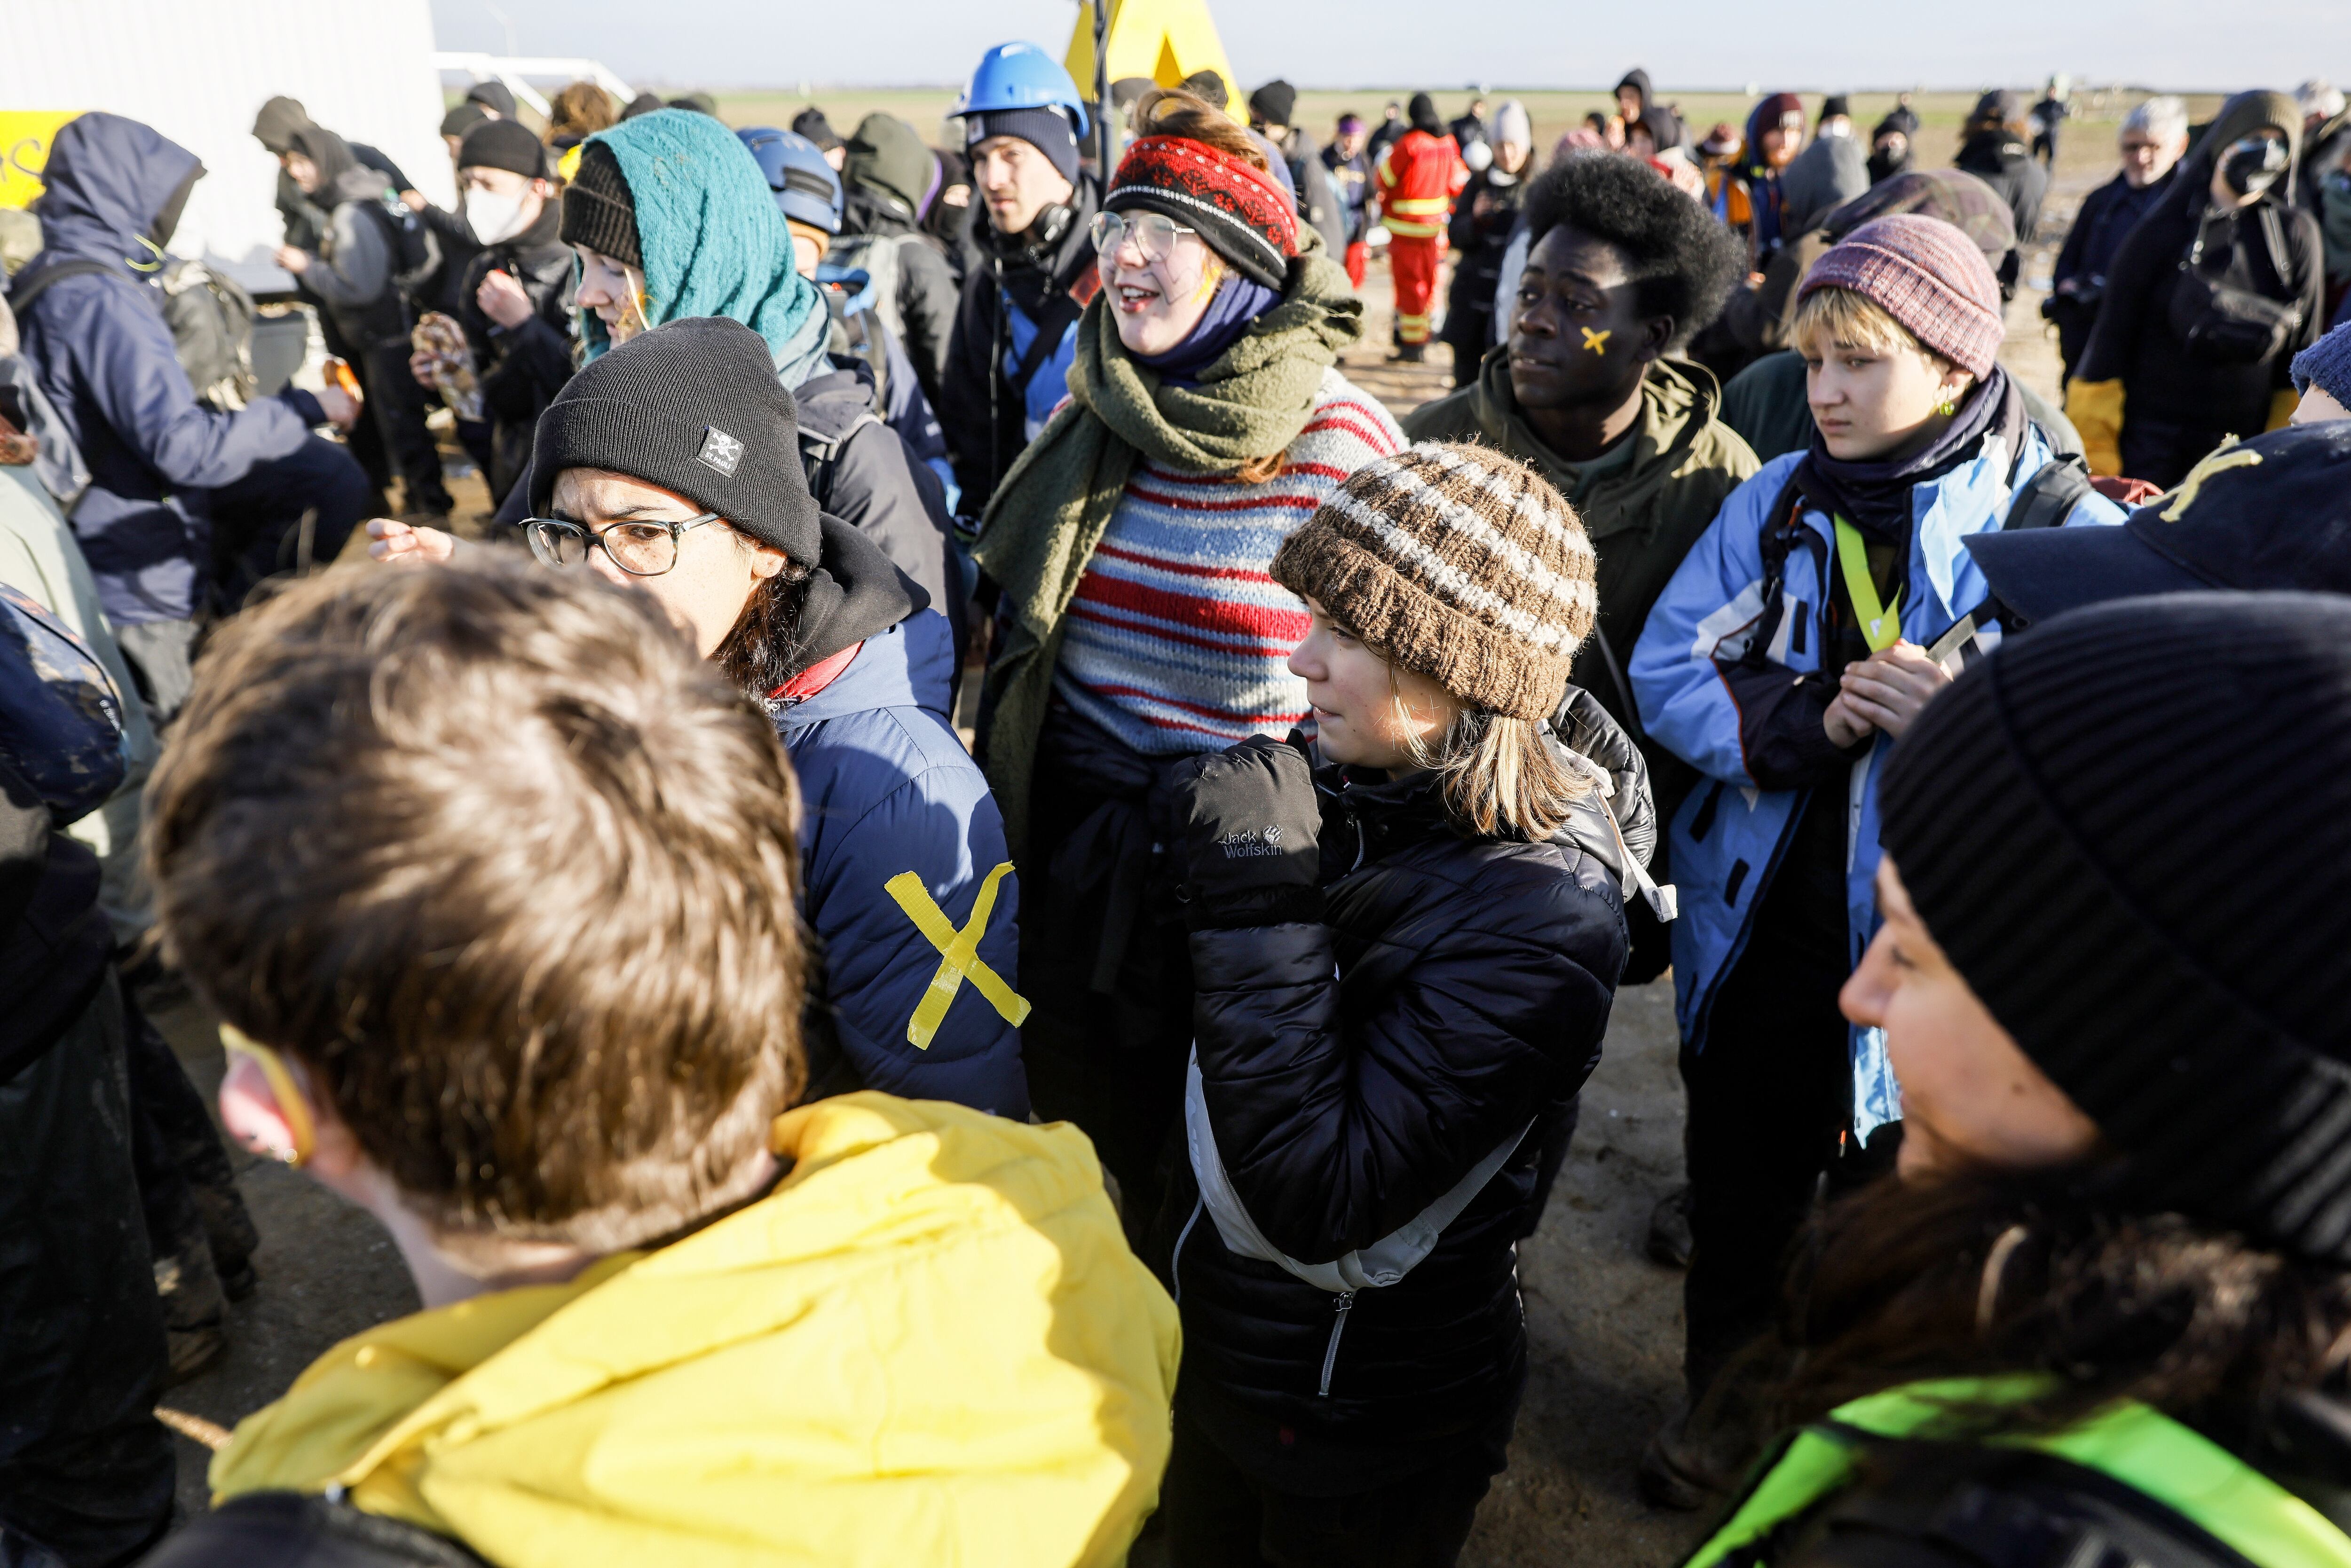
left=1053, top=368, right=1404, bottom=754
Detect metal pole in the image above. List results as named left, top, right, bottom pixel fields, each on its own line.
left=1092, top=0, right=1112, bottom=176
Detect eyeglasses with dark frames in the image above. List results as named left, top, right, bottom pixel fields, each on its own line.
left=521, top=512, right=720, bottom=577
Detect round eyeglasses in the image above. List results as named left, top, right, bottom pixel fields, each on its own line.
left=522, top=512, right=719, bottom=577
left=1090, top=210, right=1199, bottom=262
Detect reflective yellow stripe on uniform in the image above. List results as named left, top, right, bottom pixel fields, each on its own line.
left=885, top=862, right=1031, bottom=1048
left=1385, top=196, right=1450, bottom=214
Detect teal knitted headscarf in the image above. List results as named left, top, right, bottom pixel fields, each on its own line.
left=575, top=109, right=830, bottom=388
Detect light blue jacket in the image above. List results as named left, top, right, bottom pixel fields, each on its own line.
left=1630, top=431, right=2122, bottom=1138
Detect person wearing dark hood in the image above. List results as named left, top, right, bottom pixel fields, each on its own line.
left=1632, top=213, right=2124, bottom=1511
left=1450, top=95, right=1491, bottom=154
left=1954, top=90, right=2047, bottom=243
left=1248, top=80, right=1349, bottom=258
left=9, top=113, right=365, bottom=719
left=1617, top=69, right=1678, bottom=150
left=923, top=145, right=982, bottom=280
left=1719, top=170, right=2084, bottom=464
left=1720, top=93, right=1807, bottom=267
left=1675, top=588, right=2351, bottom=1568
left=254, top=97, right=439, bottom=506
left=1409, top=147, right=1752, bottom=977
left=939, top=43, right=1101, bottom=512
left=834, top=112, right=962, bottom=408
left=461, top=77, right=516, bottom=121
left=425, top=119, right=575, bottom=510
left=622, top=90, right=666, bottom=121
left=793, top=105, right=847, bottom=171
left=1708, top=98, right=1871, bottom=373
left=2068, top=91, right=2325, bottom=487
left=1865, top=113, right=1912, bottom=185
left=371, top=316, right=1026, bottom=1118
left=1366, top=100, right=1406, bottom=164
left=274, top=122, right=453, bottom=522
left=1373, top=94, right=1468, bottom=362
left=2044, top=95, right=2190, bottom=382
left=1439, top=99, right=1534, bottom=388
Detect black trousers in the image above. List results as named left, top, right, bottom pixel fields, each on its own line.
left=208, top=433, right=374, bottom=608
left=124, top=989, right=258, bottom=1341
left=1680, top=804, right=1882, bottom=1402
left=2120, top=417, right=2246, bottom=492
left=1018, top=768, right=1193, bottom=1245
left=0, top=974, right=174, bottom=1568
left=1163, top=1399, right=1503, bottom=1568
left=356, top=340, right=452, bottom=518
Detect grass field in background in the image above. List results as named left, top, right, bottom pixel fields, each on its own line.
left=458, top=84, right=2225, bottom=168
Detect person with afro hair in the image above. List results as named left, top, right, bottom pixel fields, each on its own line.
left=1408, top=149, right=1755, bottom=972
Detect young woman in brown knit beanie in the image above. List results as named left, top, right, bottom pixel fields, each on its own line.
left=1151, top=441, right=1643, bottom=1567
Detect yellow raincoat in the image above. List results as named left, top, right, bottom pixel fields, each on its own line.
left=210, top=1093, right=1181, bottom=1567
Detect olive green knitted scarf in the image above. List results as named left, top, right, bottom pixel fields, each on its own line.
left=970, top=243, right=1363, bottom=857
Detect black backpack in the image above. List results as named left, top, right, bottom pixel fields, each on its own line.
left=2170, top=204, right=2304, bottom=366
left=355, top=190, right=443, bottom=303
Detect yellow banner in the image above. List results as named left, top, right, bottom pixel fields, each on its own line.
left=0, top=111, right=83, bottom=210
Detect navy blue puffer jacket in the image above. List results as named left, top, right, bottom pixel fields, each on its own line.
left=1158, top=755, right=1628, bottom=1443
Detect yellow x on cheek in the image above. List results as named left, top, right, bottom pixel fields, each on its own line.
left=884, top=863, right=1031, bottom=1049
left=1581, top=327, right=1612, bottom=354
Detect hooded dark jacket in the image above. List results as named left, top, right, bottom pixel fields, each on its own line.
left=11, top=114, right=327, bottom=625
left=1956, top=125, right=2049, bottom=243
left=1156, top=753, right=1626, bottom=1455
left=1440, top=165, right=1527, bottom=358
left=285, top=125, right=410, bottom=350
left=772, top=517, right=1026, bottom=1116
left=838, top=114, right=962, bottom=405
left=2046, top=165, right=2179, bottom=373
left=940, top=173, right=1101, bottom=511
left=2072, top=91, right=2324, bottom=484
left=455, top=196, right=574, bottom=506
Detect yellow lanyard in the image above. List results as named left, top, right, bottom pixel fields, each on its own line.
left=1832, top=516, right=1903, bottom=653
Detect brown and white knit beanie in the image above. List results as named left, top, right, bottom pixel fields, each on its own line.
left=1270, top=442, right=1596, bottom=722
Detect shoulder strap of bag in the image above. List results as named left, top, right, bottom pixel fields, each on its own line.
left=1183, top=1052, right=1533, bottom=1295
left=6, top=258, right=117, bottom=315
left=2003, top=453, right=2094, bottom=532
left=797, top=409, right=883, bottom=513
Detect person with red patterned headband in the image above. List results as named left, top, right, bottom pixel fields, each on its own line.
left=971, top=87, right=1403, bottom=1243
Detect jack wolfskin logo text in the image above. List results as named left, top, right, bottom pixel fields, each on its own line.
left=697, top=426, right=744, bottom=476
left=1219, top=826, right=1288, bottom=859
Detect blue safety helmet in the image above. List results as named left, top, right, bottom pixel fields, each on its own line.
left=736, top=126, right=842, bottom=234
left=949, top=41, right=1089, bottom=137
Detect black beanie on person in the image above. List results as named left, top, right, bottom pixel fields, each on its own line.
left=1880, top=592, right=2351, bottom=1264
left=560, top=140, right=640, bottom=268
left=440, top=102, right=490, bottom=141
left=527, top=317, right=820, bottom=564
left=1249, top=80, right=1298, bottom=128
left=458, top=118, right=547, bottom=179
left=965, top=108, right=1081, bottom=184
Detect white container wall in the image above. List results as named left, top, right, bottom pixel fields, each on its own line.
left=2, top=0, right=452, bottom=292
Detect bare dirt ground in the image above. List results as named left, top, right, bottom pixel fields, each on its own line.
left=148, top=132, right=2122, bottom=1559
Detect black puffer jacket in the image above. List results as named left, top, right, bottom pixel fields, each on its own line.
left=1156, top=735, right=1630, bottom=1443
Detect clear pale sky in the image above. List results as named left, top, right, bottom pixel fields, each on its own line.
left=428, top=0, right=2344, bottom=92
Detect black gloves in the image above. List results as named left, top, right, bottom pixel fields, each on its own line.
left=1162, top=733, right=1325, bottom=931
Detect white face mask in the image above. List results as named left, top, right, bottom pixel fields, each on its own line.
left=465, top=186, right=530, bottom=245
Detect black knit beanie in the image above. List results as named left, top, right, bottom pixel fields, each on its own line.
left=458, top=118, right=547, bottom=180
left=966, top=108, right=1081, bottom=184
left=560, top=141, right=641, bottom=268
left=1880, top=592, right=2351, bottom=1263
left=527, top=317, right=820, bottom=563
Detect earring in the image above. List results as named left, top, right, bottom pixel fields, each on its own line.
left=1937, top=396, right=1958, bottom=417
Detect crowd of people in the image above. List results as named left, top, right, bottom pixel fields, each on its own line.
left=7, top=40, right=2351, bottom=1568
